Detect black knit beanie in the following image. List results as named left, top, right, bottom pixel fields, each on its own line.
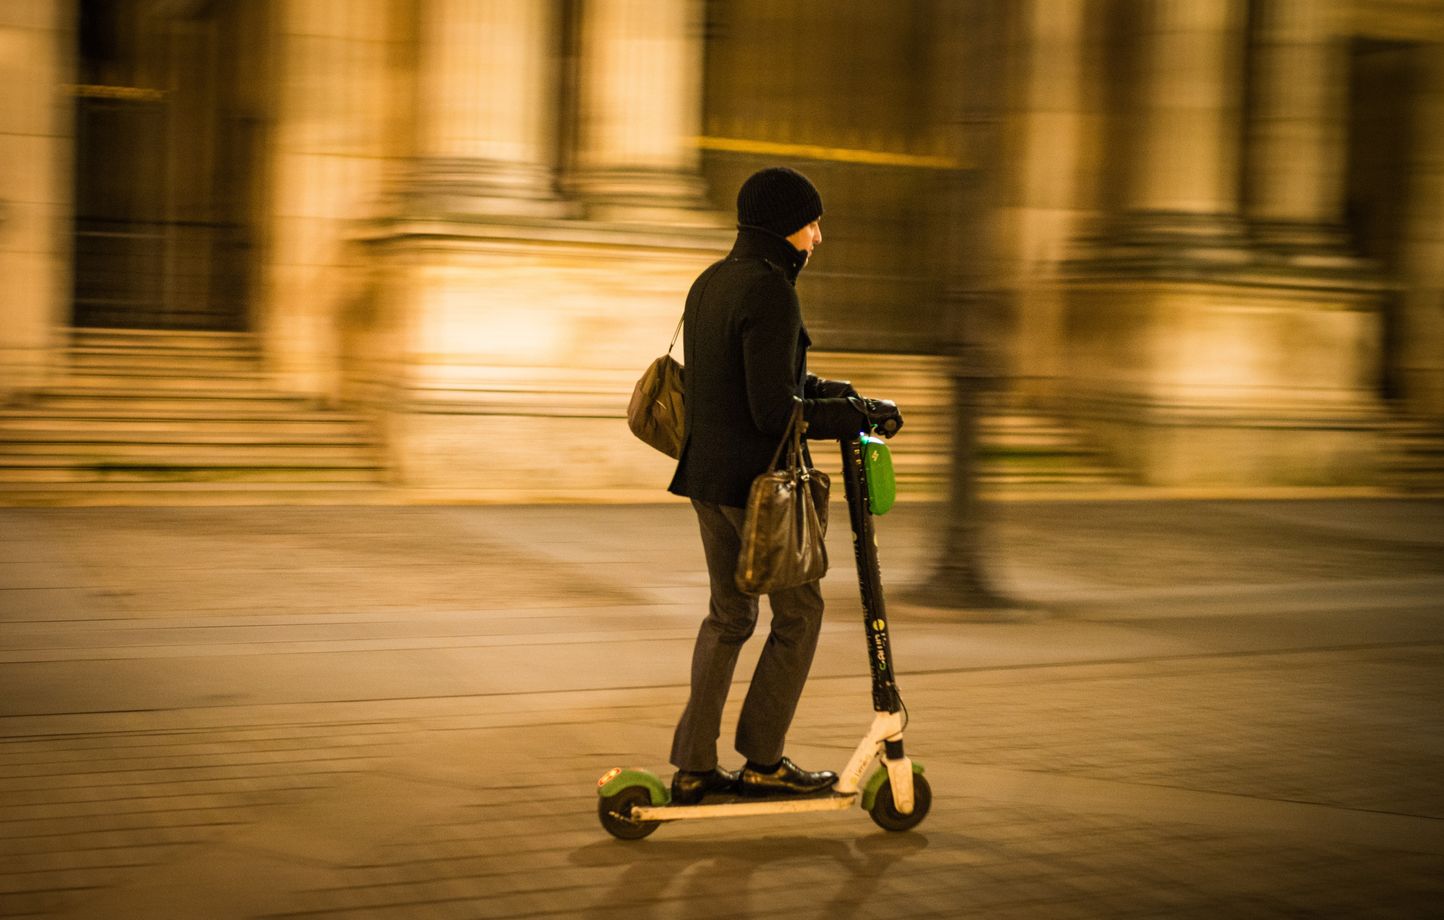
left=736, top=166, right=823, bottom=237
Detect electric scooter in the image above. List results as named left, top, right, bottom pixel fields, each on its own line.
left=596, top=430, right=930, bottom=838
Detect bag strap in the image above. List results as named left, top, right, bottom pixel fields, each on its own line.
left=791, top=403, right=806, bottom=472
left=666, top=313, right=684, bottom=356
left=764, top=401, right=805, bottom=472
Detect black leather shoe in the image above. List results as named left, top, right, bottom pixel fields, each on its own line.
left=739, top=757, right=837, bottom=797
left=670, top=766, right=740, bottom=805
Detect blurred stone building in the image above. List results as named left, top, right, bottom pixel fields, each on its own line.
left=0, top=0, right=1441, bottom=502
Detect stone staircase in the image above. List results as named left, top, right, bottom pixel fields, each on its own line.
left=867, top=404, right=1130, bottom=497
left=977, top=409, right=1128, bottom=489
left=0, top=339, right=1141, bottom=505
left=1380, top=417, right=1444, bottom=493
left=808, top=352, right=1128, bottom=496
left=0, top=328, right=388, bottom=504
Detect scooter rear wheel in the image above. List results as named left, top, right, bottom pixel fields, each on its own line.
left=598, top=786, right=661, bottom=840
left=868, top=773, right=932, bottom=832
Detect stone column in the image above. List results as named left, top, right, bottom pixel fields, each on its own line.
left=1245, top=0, right=1350, bottom=252
left=568, top=0, right=712, bottom=222
left=1128, top=0, right=1248, bottom=233
left=0, top=1, right=70, bottom=399
left=410, top=0, right=570, bottom=217
left=262, top=0, right=396, bottom=399
left=1007, top=0, right=1088, bottom=403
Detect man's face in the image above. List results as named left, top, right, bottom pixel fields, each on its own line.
left=786, top=220, right=822, bottom=260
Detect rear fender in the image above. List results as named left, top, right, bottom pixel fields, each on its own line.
left=596, top=767, right=670, bottom=806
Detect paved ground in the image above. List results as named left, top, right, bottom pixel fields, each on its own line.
left=1, top=497, right=1442, bottom=918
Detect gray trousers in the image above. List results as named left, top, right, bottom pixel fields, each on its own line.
left=670, top=499, right=826, bottom=771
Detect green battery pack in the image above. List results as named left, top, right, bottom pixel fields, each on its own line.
left=860, top=434, right=896, bottom=515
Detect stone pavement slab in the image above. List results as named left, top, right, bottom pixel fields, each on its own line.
left=1, top=499, right=1442, bottom=918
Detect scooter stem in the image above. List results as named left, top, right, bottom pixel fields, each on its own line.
left=840, top=435, right=901, bottom=714
left=839, top=435, right=916, bottom=814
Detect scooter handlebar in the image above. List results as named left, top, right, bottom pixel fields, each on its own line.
left=848, top=397, right=903, bottom=438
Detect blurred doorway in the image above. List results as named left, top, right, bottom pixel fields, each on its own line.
left=1345, top=38, right=1418, bottom=403
left=72, top=0, right=259, bottom=331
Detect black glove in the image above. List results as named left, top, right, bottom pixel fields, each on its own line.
left=808, top=376, right=858, bottom=400
left=848, top=396, right=904, bottom=438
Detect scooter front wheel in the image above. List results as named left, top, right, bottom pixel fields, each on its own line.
left=868, top=773, right=932, bottom=832
left=598, top=785, right=661, bottom=840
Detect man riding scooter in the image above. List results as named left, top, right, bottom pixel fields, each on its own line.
left=664, top=166, right=904, bottom=806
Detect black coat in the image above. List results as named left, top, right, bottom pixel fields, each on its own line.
left=668, top=228, right=864, bottom=508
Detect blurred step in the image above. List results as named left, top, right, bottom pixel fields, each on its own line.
left=1380, top=419, right=1444, bottom=492
left=68, top=355, right=265, bottom=375
left=0, top=482, right=393, bottom=506
left=981, top=469, right=1124, bottom=485
left=29, top=389, right=321, bottom=413
left=980, top=443, right=1113, bottom=465
left=0, top=422, right=371, bottom=445
left=0, top=328, right=388, bottom=501
left=48, top=371, right=274, bottom=391
left=0, top=457, right=383, bottom=483
left=0, top=411, right=373, bottom=435
left=66, top=328, right=265, bottom=379
left=69, top=327, right=256, bottom=351
left=980, top=414, right=1089, bottom=446
left=0, top=440, right=375, bottom=460
left=68, top=345, right=261, bottom=372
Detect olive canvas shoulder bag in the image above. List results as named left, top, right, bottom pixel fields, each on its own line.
left=626, top=314, right=685, bottom=459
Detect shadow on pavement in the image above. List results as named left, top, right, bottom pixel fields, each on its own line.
left=569, top=832, right=931, bottom=918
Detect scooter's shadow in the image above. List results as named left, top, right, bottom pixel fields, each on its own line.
left=569, top=831, right=929, bottom=918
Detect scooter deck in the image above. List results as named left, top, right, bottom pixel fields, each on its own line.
left=635, top=792, right=857, bottom=822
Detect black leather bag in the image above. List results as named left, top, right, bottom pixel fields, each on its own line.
left=735, top=402, right=830, bottom=595
left=626, top=315, right=685, bottom=458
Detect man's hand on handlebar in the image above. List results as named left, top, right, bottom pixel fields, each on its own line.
left=849, top=396, right=904, bottom=438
